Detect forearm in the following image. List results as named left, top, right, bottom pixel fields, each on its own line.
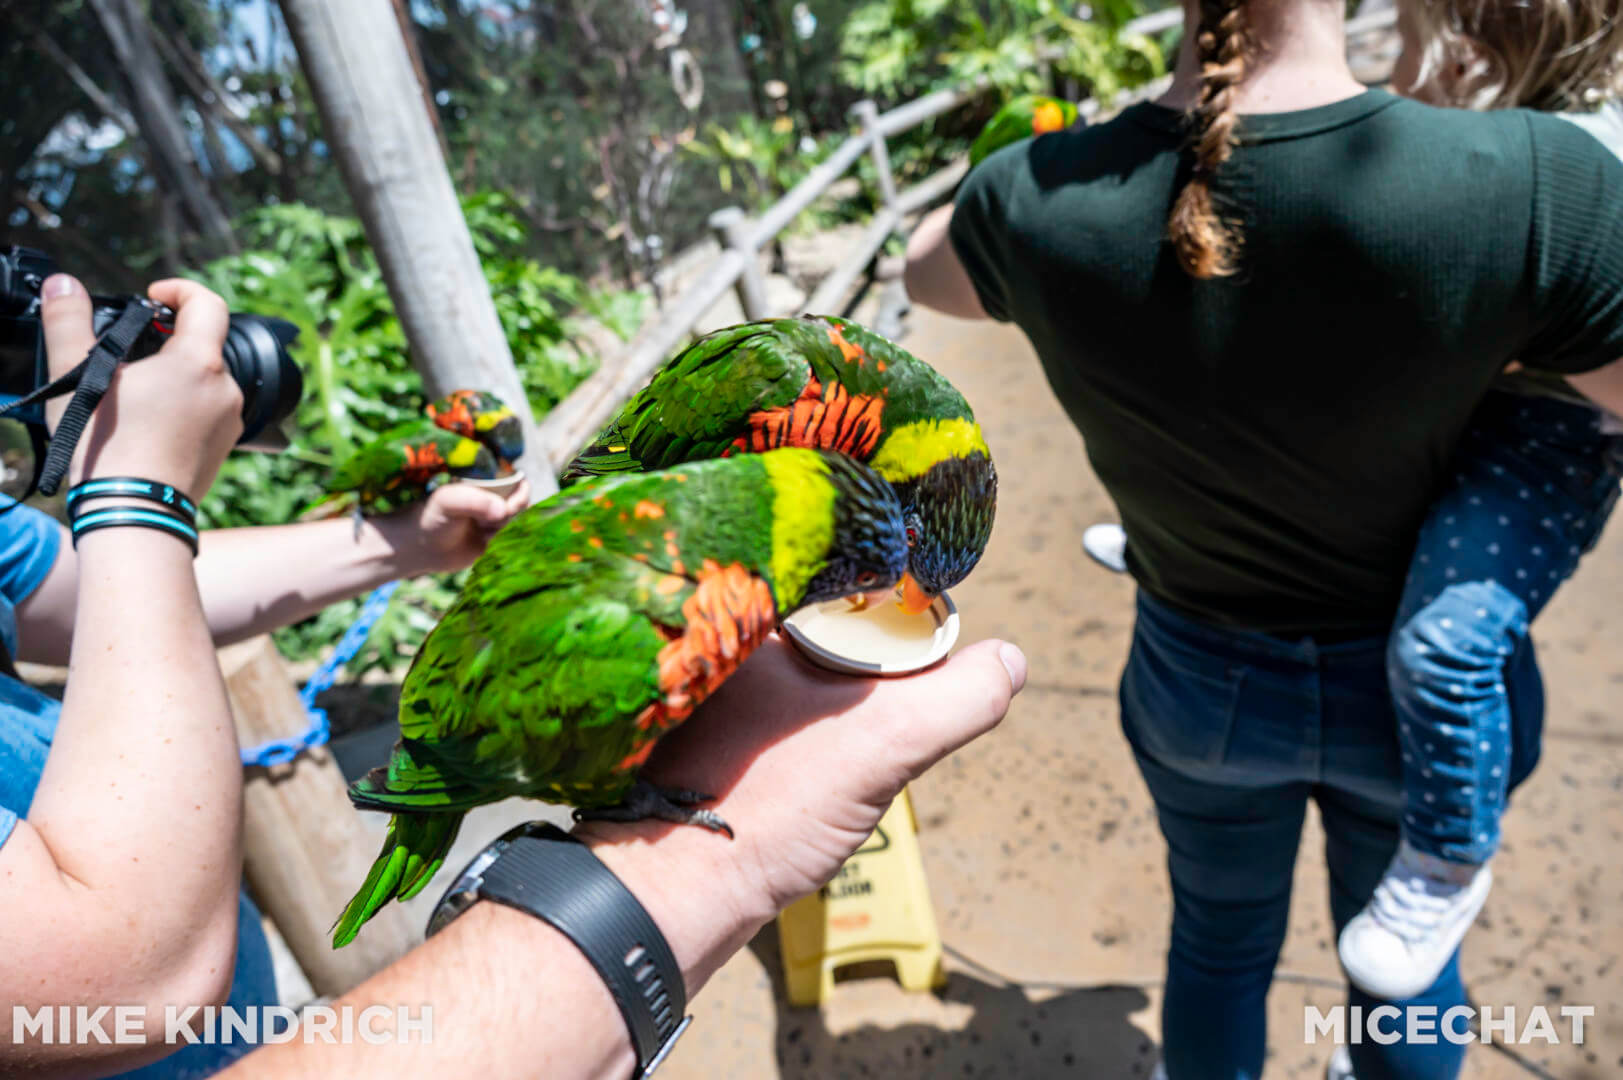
left=194, top=514, right=438, bottom=647
left=1567, top=357, right=1623, bottom=418
left=904, top=204, right=989, bottom=320
left=223, top=830, right=765, bottom=1079
left=1, top=528, right=243, bottom=1071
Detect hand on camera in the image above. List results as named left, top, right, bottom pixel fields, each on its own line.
left=39, top=275, right=243, bottom=499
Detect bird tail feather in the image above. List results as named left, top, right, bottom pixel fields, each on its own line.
left=333, top=741, right=482, bottom=947
left=331, top=810, right=463, bottom=948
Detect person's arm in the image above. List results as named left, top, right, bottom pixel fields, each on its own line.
left=1567, top=359, right=1623, bottom=417
left=904, top=204, right=990, bottom=320
left=14, top=479, right=530, bottom=666
left=221, top=636, right=1027, bottom=1078
left=0, top=276, right=250, bottom=1077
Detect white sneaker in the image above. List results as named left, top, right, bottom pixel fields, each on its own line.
left=1338, top=841, right=1492, bottom=1000
left=1083, top=522, right=1128, bottom=574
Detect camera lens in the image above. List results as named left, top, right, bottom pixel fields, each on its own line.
left=221, top=315, right=303, bottom=449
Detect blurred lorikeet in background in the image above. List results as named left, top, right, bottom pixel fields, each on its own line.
left=332, top=448, right=909, bottom=945
left=561, top=315, right=996, bottom=614
left=303, top=389, right=522, bottom=531
left=969, top=94, right=1080, bottom=167
left=425, top=388, right=525, bottom=470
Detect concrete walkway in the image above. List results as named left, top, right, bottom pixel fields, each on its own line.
left=657, top=309, right=1623, bottom=1079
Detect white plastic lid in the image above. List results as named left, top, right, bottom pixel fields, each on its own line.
left=781, top=591, right=959, bottom=677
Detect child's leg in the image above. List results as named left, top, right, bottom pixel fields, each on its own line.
left=1389, top=394, right=1620, bottom=864
left=1341, top=393, right=1620, bottom=1000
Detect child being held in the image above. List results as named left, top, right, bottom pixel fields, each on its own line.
left=1337, top=0, right=1623, bottom=1000
left=1082, top=0, right=1623, bottom=1001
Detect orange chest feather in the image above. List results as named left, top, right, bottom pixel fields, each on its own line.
left=615, top=561, right=777, bottom=772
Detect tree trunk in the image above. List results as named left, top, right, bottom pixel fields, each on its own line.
left=278, top=0, right=555, bottom=493
left=85, top=0, right=237, bottom=256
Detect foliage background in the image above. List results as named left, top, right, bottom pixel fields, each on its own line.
left=2, top=0, right=1167, bottom=672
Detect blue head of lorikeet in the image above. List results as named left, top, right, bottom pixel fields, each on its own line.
left=889, top=449, right=997, bottom=611
left=427, top=389, right=525, bottom=468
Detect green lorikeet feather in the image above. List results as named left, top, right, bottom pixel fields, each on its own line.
left=969, top=94, right=1080, bottom=167
left=561, top=314, right=997, bottom=603
left=332, top=448, right=909, bottom=947
left=302, top=417, right=497, bottom=521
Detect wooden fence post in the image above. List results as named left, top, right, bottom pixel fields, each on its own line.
left=221, top=636, right=417, bottom=996
left=709, top=206, right=770, bottom=321
left=278, top=0, right=556, bottom=496
left=850, top=100, right=899, bottom=213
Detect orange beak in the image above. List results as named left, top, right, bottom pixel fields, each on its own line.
left=896, top=573, right=936, bottom=615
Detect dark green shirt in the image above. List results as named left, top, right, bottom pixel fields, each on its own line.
left=952, top=90, right=1623, bottom=636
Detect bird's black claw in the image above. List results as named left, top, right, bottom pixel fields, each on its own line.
left=574, top=780, right=734, bottom=838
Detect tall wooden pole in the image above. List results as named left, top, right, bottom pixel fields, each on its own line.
left=277, top=0, right=556, bottom=494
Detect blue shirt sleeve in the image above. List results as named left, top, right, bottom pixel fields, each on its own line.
left=0, top=501, right=61, bottom=607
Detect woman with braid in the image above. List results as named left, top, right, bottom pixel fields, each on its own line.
left=905, top=0, right=1623, bottom=1077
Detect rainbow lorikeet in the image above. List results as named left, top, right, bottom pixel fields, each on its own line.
left=302, top=418, right=497, bottom=531
left=304, top=390, right=521, bottom=532
left=969, top=94, right=1080, bottom=167
left=425, top=388, right=525, bottom=470
left=561, top=315, right=996, bottom=614
left=332, top=448, right=909, bottom=946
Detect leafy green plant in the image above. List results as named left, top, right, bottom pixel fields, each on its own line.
left=193, top=194, right=642, bottom=675
left=840, top=0, right=1163, bottom=103
left=681, top=115, right=826, bottom=216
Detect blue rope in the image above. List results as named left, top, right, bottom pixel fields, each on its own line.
left=240, top=581, right=401, bottom=768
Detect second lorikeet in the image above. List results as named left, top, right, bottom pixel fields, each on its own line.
left=332, top=448, right=909, bottom=946
left=561, top=315, right=997, bottom=614
left=303, top=389, right=521, bottom=533
left=425, top=388, right=525, bottom=469
left=303, top=417, right=497, bottom=531
left=969, top=94, right=1080, bottom=167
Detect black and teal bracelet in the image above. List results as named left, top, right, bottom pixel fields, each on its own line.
left=66, top=478, right=200, bottom=555
left=65, top=477, right=197, bottom=525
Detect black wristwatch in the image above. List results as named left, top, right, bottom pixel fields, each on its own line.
left=427, top=822, right=691, bottom=1076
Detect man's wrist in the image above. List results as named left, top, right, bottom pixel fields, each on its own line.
left=572, top=820, right=770, bottom=1000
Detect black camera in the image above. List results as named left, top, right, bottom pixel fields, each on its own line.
left=0, top=246, right=303, bottom=453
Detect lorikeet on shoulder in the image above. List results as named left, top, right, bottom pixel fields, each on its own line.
left=302, top=418, right=497, bottom=529
left=561, top=315, right=997, bottom=614
left=969, top=94, right=1080, bottom=167
left=425, top=388, right=525, bottom=469
left=332, top=448, right=909, bottom=946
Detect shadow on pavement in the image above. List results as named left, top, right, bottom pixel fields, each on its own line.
left=746, top=930, right=1158, bottom=1078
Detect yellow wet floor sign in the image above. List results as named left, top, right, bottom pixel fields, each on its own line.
left=776, top=786, right=946, bottom=1006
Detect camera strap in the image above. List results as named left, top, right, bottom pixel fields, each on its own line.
left=0, top=303, right=152, bottom=497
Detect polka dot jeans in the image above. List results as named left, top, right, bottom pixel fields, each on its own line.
left=1389, top=391, right=1622, bottom=865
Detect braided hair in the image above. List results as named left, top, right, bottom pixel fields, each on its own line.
left=1167, top=0, right=1251, bottom=279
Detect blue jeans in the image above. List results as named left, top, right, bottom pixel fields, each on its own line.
left=1120, top=591, right=1545, bottom=1080
left=1390, top=392, right=1621, bottom=864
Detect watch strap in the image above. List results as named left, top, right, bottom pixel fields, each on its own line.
left=429, top=822, right=689, bottom=1076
